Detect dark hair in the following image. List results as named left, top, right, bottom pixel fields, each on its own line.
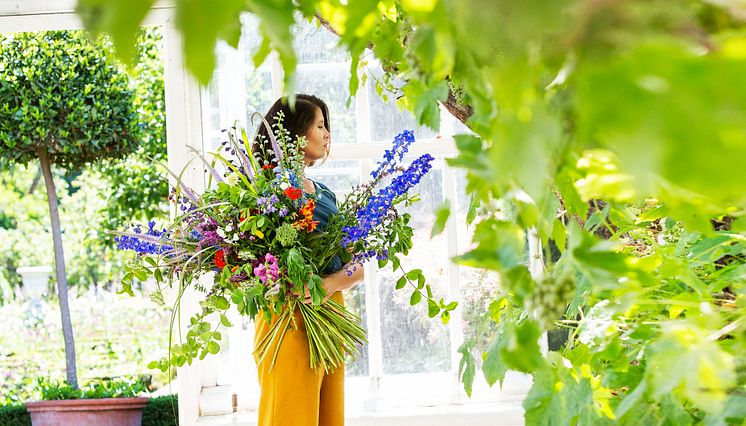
left=252, top=94, right=330, bottom=166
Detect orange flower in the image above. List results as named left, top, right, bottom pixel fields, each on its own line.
left=293, top=199, right=319, bottom=232
left=299, top=199, right=315, bottom=216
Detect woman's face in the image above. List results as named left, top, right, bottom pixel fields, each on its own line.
left=303, top=107, right=330, bottom=165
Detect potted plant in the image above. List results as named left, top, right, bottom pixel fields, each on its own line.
left=0, top=30, right=141, bottom=423
left=25, top=378, right=150, bottom=426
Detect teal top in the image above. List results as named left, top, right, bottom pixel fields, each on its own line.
left=311, top=180, right=344, bottom=275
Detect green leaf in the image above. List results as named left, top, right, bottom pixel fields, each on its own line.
left=153, top=267, right=163, bottom=283
left=440, top=310, right=450, bottom=324
left=427, top=300, right=439, bottom=318
left=417, top=274, right=425, bottom=289
left=406, top=269, right=423, bottom=280
left=220, top=314, right=232, bottom=328
left=457, top=341, right=476, bottom=397
left=395, top=275, right=407, bottom=290
left=409, top=290, right=422, bottom=305
left=577, top=41, right=746, bottom=205
left=647, top=321, right=736, bottom=414
left=391, top=255, right=401, bottom=270
left=198, top=322, right=211, bottom=334
left=212, top=295, right=230, bottom=310
left=175, top=0, right=244, bottom=84
left=431, top=200, right=451, bottom=238
left=523, top=355, right=597, bottom=426
left=453, top=219, right=525, bottom=271
left=550, top=219, right=567, bottom=254
left=207, top=341, right=220, bottom=354
left=403, top=79, right=449, bottom=129
left=76, top=0, right=156, bottom=65
left=246, top=0, right=297, bottom=95
left=482, top=332, right=508, bottom=387
left=133, top=269, right=149, bottom=282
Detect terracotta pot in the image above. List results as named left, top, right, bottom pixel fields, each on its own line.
left=25, top=397, right=150, bottom=426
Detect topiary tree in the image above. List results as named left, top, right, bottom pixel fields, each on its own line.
left=0, top=30, right=140, bottom=389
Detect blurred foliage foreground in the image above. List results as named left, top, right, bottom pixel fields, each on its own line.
left=74, top=0, right=746, bottom=424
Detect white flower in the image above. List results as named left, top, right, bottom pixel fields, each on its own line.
left=280, top=182, right=289, bottom=190
left=264, top=282, right=281, bottom=299
left=216, top=228, right=226, bottom=238
left=225, top=173, right=239, bottom=186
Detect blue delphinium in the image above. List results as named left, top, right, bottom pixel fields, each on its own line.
left=370, top=130, right=415, bottom=179
left=115, top=221, right=174, bottom=255
left=342, top=153, right=434, bottom=247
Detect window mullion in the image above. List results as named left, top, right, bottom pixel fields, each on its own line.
left=270, top=52, right=283, bottom=99
left=442, top=163, right=465, bottom=385
left=359, top=157, right=384, bottom=401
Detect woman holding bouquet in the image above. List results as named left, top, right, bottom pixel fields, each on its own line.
left=252, top=94, right=364, bottom=426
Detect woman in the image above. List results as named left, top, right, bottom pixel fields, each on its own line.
left=252, top=94, right=364, bottom=426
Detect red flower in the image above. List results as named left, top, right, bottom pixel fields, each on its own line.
left=284, top=187, right=303, bottom=201
left=262, top=164, right=275, bottom=170
left=214, top=250, right=226, bottom=269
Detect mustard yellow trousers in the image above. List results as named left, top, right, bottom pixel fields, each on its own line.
left=254, top=291, right=345, bottom=426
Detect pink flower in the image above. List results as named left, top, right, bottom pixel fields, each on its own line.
left=254, top=264, right=268, bottom=283
left=255, top=252, right=280, bottom=284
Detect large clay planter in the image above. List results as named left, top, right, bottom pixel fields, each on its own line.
left=25, top=397, right=149, bottom=426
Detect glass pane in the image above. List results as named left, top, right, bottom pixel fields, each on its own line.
left=343, top=283, right=369, bottom=376
left=293, top=19, right=348, bottom=64
left=455, top=169, right=499, bottom=362
left=244, top=70, right=274, bottom=122
left=306, top=162, right=367, bottom=376
left=307, top=160, right=361, bottom=196
left=206, top=78, right=222, bottom=152
left=378, top=161, right=451, bottom=374
left=367, top=67, right=437, bottom=143
left=240, top=14, right=272, bottom=71
left=296, top=67, right=357, bottom=145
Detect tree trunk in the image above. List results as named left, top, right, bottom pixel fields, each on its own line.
left=37, top=148, right=78, bottom=390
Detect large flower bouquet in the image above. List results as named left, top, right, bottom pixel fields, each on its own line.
left=115, top=116, right=456, bottom=373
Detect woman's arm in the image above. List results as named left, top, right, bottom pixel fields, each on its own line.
left=324, top=264, right=364, bottom=293
left=299, top=264, right=364, bottom=304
